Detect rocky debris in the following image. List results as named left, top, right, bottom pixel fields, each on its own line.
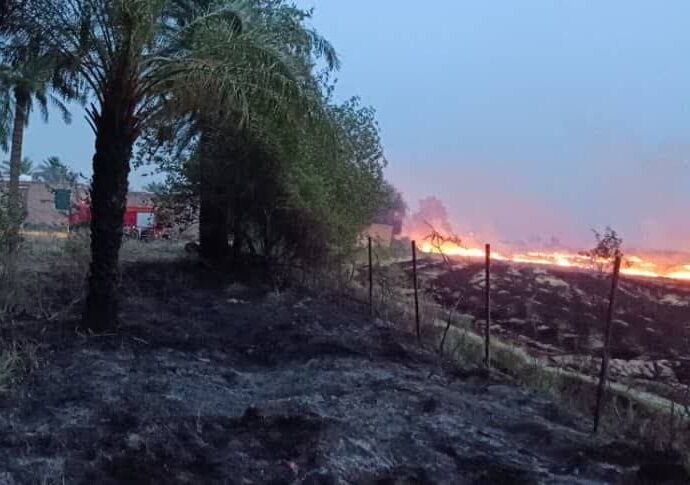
left=0, top=261, right=687, bottom=483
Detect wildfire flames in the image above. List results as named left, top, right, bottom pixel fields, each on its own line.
left=417, top=240, right=690, bottom=282
left=403, top=196, right=690, bottom=282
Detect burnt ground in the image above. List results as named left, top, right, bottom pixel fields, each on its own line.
left=0, top=260, right=688, bottom=484
left=396, top=257, right=690, bottom=386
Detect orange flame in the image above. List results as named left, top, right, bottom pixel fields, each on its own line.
left=417, top=240, right=690, bottom=282
left=666, top=265, right=690, bottom=281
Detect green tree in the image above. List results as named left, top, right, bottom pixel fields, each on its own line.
left=33, top=156, right=77, bottom=185
left=140, top=0, right=338, bottom=262
left=1, top=156, right=32, bottom=178
left=0, top=32, right=78, bottom=250
left=374, top=182, right=406, bottom=235
left=28, top=0, right=336, bottom=330
left=142, top=181, right=166, bottom=195
left=151, top=85, right=392, bottom=270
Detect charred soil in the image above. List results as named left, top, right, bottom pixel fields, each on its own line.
left=0, top=260, right=687, bottom=484
left=407, top=257, right=690, bottom=386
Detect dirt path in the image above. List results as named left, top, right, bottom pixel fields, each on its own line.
left=0, top=262, right=685, bottom=484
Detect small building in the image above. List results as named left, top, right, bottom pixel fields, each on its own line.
left=19, top=181, right=88, bottom=230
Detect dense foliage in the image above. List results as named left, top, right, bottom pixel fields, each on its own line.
left=139, top=1, right=396, bottom=270
left=144, top=91, right=392, bottom=268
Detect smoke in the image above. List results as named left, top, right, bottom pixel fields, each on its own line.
left=579, top=141, right=690, bottom=251
left=392, top=138, right=690, bottom=253
left=402, top=191, right=578, bottom=252
left=404, top=196, right=454, bottom=237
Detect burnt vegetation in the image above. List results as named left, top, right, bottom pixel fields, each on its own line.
left=580, top=226, right=625, bottom=274
left=0, top=1, right=687, bottom=484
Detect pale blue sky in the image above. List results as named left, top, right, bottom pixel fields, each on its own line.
left=22, top=1, right=690, bottom=250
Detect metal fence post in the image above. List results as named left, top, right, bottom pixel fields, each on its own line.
left=412, top=240, right=421, bottom=343
left=368, top=236, right=373, bottom=317
left=593, top=254, right=622, bottom=433
left=484, top=243, right=491, bottom=367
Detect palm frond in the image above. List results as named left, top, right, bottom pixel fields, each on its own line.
left=49, top=94, right=72, bottom=123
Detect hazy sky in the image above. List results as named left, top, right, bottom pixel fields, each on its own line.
left=22, top=1, right=690, bottom=250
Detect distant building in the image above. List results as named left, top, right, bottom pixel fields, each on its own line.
left=17, top=181, right=88, bottom=229
left=0, top=181, right=156, bottom=231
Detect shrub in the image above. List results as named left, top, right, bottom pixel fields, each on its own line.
left=581, top=226, right=623, bottom=273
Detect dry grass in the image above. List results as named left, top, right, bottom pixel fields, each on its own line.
left=430, top=314, right=690, bottom=469
left=120, top=239, right=186, bottom=264
left=0, top=346, right=23, bottom=393
left=0, top=234, right=89, bottom=322
left=1, top=235, right=185, bottom=320
left=0, top=234, right=88, bottom=391
left=0, top=234, right=186, bottom=392
left=0, top=339, right=40, bottom=394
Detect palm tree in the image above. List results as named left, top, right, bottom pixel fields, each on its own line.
left=28, top=0, right=336, bottom=330
left=1, top=156, right=32, bottom=178
left=143, top=181, right=165, bottom=194
left=33, top=156, right=77, bottom=185
left=161, top=0, right=339, bottom=262
left=0, top=34, right=78, bottom=250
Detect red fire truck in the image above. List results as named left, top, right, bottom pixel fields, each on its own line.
left=69, top=199, right=165, bottom=240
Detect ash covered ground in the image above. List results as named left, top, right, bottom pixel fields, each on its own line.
left=403, top=256, right=690, bottom=388
left=0, top=260, right=687, bottom=484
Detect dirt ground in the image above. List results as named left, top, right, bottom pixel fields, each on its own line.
left=0, top=259, right=688, bottom=484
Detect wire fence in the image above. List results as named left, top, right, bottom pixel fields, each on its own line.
left=363, top=237, right=690, bottom=454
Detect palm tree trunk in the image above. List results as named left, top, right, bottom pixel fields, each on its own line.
left=199, top=154, right=230, bottom=261
left=84, top=91, right=136, bottom=332
left=199, top=126, right=230, bottom=263
left=230, top=207, right=244, bottom=263
left=6, top=88, right=29, bottom=252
